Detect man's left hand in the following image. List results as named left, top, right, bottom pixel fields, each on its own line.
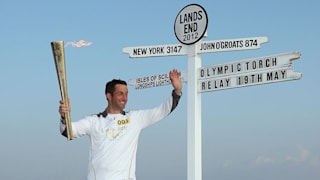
left=169, top=69, right=182, bottom=95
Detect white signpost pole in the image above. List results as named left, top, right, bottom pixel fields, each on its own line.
left=187, top=43, right=202, bottom=180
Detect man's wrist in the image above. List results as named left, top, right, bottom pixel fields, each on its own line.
left=174, top=90, right=182, bottom=96
left=60, top=116, right=66, bottom=125
left=173, top=89, right=182, bottom=97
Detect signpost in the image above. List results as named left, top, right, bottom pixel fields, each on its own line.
left=199, top=65, right=301, bottom=92
left=197, top=36, right=268, bottom=53
left=174, top=4, right=208, bottom=45
left=122, top=4, right=302, bottom=180
left=128, top=71, right=188, bottom=89
left=122, top=43, right=187, bottom=58
left=122, top=36, right=268, bottom=58
left=198, top=51, right=302, bottom=92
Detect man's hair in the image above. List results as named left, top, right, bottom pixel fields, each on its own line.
left=105, top=79, right=127, bottom=95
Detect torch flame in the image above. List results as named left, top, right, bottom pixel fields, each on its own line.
left=65, top=40, right=93, bottom=48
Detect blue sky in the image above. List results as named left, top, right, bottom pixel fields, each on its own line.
left=0, top=0, right=319, bottom=179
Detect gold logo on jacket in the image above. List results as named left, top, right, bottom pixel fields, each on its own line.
left=117, top=119, right=130, bottom=125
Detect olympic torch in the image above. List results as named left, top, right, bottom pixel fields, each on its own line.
left=51, top=41, right=73, bottom=140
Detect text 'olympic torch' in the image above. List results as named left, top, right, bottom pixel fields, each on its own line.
left=51, top=41, right=73, bottom=140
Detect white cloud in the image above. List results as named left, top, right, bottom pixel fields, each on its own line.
left=222, top=160, right=233, bottom=168
left=254, top=156, right=275, bottom=165
left=285, top=144, right=310, bottom=163
left=253, top=145, right=318, bottom=166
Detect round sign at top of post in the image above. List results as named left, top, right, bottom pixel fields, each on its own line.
left=174, top=4, right=208, bottom=45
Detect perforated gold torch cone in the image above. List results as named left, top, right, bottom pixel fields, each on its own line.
left=51, top=41, right=73, bottom=140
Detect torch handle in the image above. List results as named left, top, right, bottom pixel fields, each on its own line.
left=51, top=41, right=73, bottom=140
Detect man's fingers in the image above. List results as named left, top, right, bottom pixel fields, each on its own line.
left=59, top=100, right=71, bottom=114
left=170, top=69, right=181, bottom=80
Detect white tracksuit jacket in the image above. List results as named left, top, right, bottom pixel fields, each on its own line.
left=60, top=91, right=181, bottom=180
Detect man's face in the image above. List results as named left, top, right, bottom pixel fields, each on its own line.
left=108, top=84, right=128, bottom=111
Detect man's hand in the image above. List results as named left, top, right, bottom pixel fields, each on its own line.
left=59, top=99, right=70, bottom=121
left=169, top=69, right=182, bottom=96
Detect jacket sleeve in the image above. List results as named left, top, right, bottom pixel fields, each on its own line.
left=60, top=116, right=92, bottom=138
left=132, top=90, right=182, bottom=129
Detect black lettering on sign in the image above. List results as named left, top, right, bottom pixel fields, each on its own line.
left=148, top=47, right=164, bottom=54
left=158, top=73, right=169, bottom=80
left=135, top=81, right=155, bottom=89
left=201, top=78, right=230, bottom=91
left=244, top=57, right=277, bottom=71
left=199, top=40, right=244, bottom=50
left=244, top=39, right=258, bottom=47
left=133, top=48, right=147, bottom=55
left=267, top=70, right=287, bottom=81
left=156, top=79, right=171, bottom=87
left=183, top=32, right=199, bottom=42
left=166, top=45, right=182, bottom=54
left=179, top=11, right=203, bottom=24
left=184, top=22, right=198, bottom=33
left=237, top=73, right=263, bottom=86
left=136, top=77, right=149, bottom=83
left=179, top=10, right=204, bottom=42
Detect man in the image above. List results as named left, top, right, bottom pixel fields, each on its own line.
left=59, top=69, right=182, bottom=180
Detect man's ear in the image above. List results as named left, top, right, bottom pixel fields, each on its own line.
left=106, top=93, right=111, bottom=101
